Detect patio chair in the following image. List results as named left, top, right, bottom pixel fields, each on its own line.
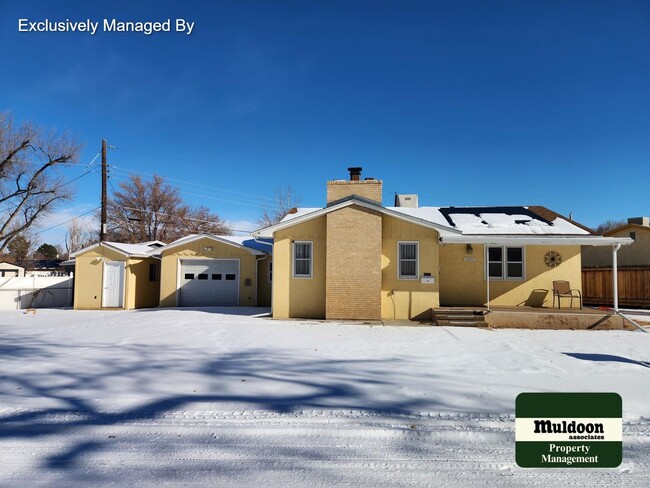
left=552, top=281, right=582, bottom=309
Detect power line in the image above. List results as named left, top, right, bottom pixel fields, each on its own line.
left=113, top=145, right=307, bottom=182
left=30, top=206, right=100, bottom=236
left=109, top=164, right=280, bottom=204
left=108, top=171, right=282, bottom=211
left=118, top=206, right=254, bottom=234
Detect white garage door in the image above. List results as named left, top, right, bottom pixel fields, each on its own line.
left=179, top=259, right=239, bottom=307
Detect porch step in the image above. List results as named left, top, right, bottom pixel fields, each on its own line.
left=436, top=319, right=489, bottom=328
left=433, top=308, right=488, bottom=328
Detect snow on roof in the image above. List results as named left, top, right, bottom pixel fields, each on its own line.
left=107, top=242, right=164, bottom=256
left=159, top=234, right=271, bottom=254
left=387, top=206, right=589, bottom=235
left=280, top=208, right=322, bottom=223
left=260, top=203, right=590, bottom=238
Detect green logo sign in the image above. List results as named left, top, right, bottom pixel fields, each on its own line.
left=515, top=393, right=622, bottom=468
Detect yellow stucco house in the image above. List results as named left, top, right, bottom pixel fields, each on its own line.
left=72, top=235, right=272, bottom=310
left=582, top=217, right=650, bottom=267
left=253, top=168, right=630, bottom=321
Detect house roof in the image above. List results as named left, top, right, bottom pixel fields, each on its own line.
left=421, top=205, right=592, bottom=236
left=158, top=234, right=269, bottom=255
left=256, top=199, right=592, bottom=238
left=253, top=196, right=460, bottom=238
left=0, top=261, right=24, bottom=270
left=70, top=241, right=165, bottom=259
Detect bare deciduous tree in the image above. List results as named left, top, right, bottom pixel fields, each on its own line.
left=0, top=113, right=81, bottom=251
left=107, top=174, right=230, bottom=243
left=595, top=219, right=626, bottom=235
left=64, top=218, right=95, bottom=257
left=256, top=185, right=301, bottom=229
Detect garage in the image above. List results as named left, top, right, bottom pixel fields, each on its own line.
left=179, top=259, right=239, bottom=307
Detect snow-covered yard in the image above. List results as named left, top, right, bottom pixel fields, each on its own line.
left=1, top=308, right=649, bottom=487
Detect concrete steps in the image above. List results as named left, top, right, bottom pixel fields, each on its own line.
left=433, top=309, right=489, bottom=328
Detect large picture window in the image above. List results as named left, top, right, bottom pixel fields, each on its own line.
left=398, top=241, right=419, bottom=279
left=487, top=246, right=524, bottom=280
left=293, top=241, right=312, bottom=278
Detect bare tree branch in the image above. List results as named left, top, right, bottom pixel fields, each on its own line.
left=107, top=174, right=231, bottom=243
left=0, top=112, right=81, bottom=250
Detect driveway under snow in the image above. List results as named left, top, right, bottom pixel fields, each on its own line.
left=1, top=308, right=649, bottom=487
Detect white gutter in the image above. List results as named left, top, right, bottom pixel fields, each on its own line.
left=439, top=236, right=634, bottom=247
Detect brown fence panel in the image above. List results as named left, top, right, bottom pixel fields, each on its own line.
left=582, top=266, right=650, bottom=307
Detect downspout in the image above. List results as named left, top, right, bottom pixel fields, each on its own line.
left=611, top=243, right=647, bottom=333
left=254, top=254, right=267, bottom=307
left=486, top=248, right=491, bottom=312
left=612, top=243, right=621, bottom=312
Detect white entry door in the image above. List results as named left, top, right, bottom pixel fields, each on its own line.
left=179, top=259, right=239, bottom=307
left=102, top=261, right=125, bottom=308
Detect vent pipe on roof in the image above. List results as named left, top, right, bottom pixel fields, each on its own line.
left=348, top=167, right=362, bottom=181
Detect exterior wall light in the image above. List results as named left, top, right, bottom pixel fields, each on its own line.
left=466, top=244, right=473, bottom=255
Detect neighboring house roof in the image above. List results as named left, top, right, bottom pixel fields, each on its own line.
left=602, top=223, right=650, bottom=237
left=70, top=241, right=165, bottom=259
left=0, top=261, right=24, bottom=270
left=158, top=234, right=269, bottom=255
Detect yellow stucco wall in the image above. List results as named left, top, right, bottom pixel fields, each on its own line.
left=73, top=246, right=158, bottom=310
left=159, top=237, right=262, bottom=307
left=273, top=216, right=327, bottom=318
left=439, top=244, right=582, bottom=307
left=381, top=216, right=440, bottom=319
left=582, top=225, right=650, bottom=267
left=126, top=258, right=161, bottom=309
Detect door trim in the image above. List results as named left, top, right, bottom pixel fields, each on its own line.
left=102, top=261, right=125, bottom=308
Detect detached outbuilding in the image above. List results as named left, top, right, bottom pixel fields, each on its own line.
left=72, top=241, right=164, bottom=310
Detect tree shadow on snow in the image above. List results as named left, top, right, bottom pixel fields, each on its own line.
left=0, top=335, right=496, bottom=484
left=563, top=352, right=650, bottom=369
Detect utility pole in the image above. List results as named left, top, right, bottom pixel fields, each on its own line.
left=100, top=139, right=107, bottom=242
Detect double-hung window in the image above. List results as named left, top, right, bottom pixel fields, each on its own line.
left=487, top=246, right=524, bottom=280
left=398, top=241, right=419, bottom=279
left=293, top=241, right=312, bottom=278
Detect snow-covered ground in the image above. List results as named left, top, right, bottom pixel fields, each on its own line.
left=1, top=308, right=649, bottom=487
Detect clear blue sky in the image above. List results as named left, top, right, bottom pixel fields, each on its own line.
left=1, top=0, right=649, bottom=247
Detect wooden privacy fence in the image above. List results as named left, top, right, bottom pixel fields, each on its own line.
left=582, top=266, right=650, bottom=307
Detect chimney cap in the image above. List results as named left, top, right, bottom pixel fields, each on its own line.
left=347, top=166, right=362, bottom=181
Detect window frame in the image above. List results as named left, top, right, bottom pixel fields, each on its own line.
left=292, top=241, right=313, bottom=279
left=485, top=245, right=525, bottom=281
left=148, top=263, right=160, bottom=282
left=397, top=241, right=419, bottom=280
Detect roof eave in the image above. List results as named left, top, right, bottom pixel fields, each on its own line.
left=439, top=235, right=634, bottom=246
left=158, top=234, right=265, bottom=255
left=252, top=199, right=461, bottom=237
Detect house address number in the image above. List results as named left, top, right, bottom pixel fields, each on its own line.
left=464, top=257, right=477, bottom=262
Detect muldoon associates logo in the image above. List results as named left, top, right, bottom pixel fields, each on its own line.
left=515, top=393, right=622, bottom=468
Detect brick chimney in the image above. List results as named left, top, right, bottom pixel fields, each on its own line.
left=326, top=167, right=383, bottom=205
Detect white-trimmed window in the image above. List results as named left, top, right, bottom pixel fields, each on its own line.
left=398, top=241, right=419, bottom=279
left=293, top=241, right=312, bottom=278
left=487, top=246, right=524, bottom=280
